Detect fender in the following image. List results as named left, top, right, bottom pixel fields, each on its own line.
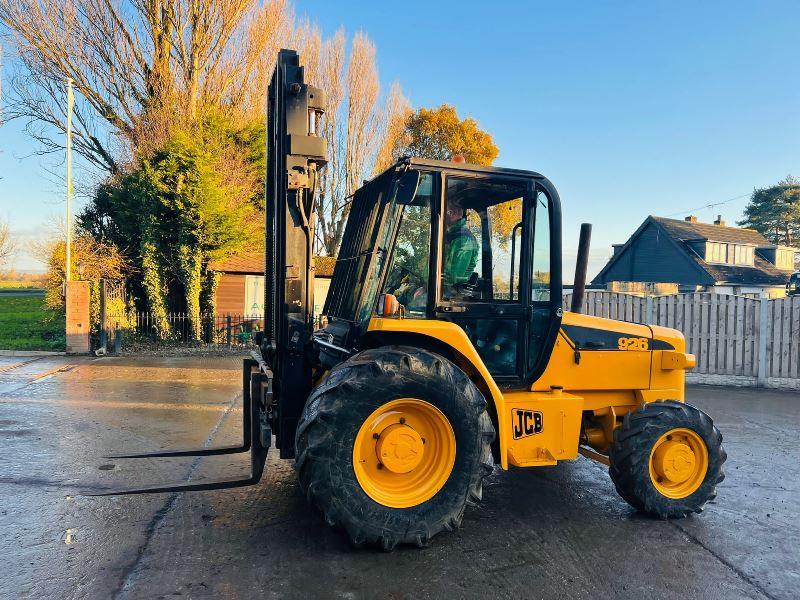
left=365, top=317, right=511, bottom=469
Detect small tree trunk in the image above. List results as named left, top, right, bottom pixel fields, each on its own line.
left=178, top=245, right=203, bottom=342
left=140, top=236, right=170, bottom=339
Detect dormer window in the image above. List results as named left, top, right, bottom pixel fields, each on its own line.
left=707, top=242, right=725, bottom=263
left=775, top=248, right=797, bottom=270
left=705, top=242, right=754, bottom=266
left=732, top=245, right=754, bottom=265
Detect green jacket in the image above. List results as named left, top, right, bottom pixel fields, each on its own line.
left=443, top=218, right=479, bottom=287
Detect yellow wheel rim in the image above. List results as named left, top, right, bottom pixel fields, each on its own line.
left=353, top=398, right=456, bottom=509
left=649, top=428, right=709, bottom=499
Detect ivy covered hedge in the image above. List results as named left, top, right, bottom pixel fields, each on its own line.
left=78, top=115, right=265, bottom=340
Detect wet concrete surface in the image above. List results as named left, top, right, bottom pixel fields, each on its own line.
left=0, top=355, right=797, bottom=599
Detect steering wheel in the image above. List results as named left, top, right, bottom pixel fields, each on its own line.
left=388, top=266, right=425, bottom=304
left=452, top=272, right=481, bottom=300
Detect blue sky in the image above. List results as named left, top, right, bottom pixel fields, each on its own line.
left=1, top=0, right=798, bottom=278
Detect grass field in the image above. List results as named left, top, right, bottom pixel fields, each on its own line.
left=0, top=282, right=45, bottom=290
left=0, top=295, right=66, bottom=351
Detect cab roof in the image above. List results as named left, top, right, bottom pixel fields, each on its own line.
left=403, top=157, right=545, bottom=180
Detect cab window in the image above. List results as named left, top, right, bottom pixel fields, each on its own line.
left=528, top=187, right=553, bottom=371
left=531, top=190, right=551, bottom=302
left=381, top=172, right=435, bottom=317
left=440, top=177, right=525, bottom=302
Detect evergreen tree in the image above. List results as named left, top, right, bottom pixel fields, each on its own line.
left=738, top=176, right=800, bottom=247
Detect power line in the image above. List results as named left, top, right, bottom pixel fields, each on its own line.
left=664, top=193, right=750, bottom=218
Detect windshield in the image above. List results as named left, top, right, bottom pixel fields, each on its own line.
left=322, top=168, right=395, bottom=322
left=326, top=167, right=433, bottom=325
left=381, top=172, right=435, bottom=317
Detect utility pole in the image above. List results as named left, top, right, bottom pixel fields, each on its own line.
left=65, top=78, right=74, bottom=281
left=63, top=77, right=88, bottom=353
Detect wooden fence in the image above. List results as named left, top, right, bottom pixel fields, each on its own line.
left=564, top=291, right=800, bottom=382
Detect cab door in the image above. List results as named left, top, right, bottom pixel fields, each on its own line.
left=526, top=182, right=563, bottom=384
left=434, top=174, right=531, bottom=387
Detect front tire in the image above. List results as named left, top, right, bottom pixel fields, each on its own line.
left=295, top=346, right=495, bottom=550
left=609, top=400, right=726, bottom=518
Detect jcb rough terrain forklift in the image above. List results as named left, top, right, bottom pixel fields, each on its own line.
left=102, top=50, right=726, bottom=550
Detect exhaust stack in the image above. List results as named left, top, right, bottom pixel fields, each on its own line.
left=570, top=223, right=592, bottom=313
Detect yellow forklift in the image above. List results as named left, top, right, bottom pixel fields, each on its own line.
left=101, top=50, right=726, bottom=550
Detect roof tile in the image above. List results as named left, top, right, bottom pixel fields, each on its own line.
left=209, top=253, right=336, bottom=278
left=652, top=216, right=770, bottom=245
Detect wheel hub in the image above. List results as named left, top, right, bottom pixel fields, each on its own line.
left=352, top=398, right=456, bottom=509
left=376, top=424, right=424, bottom=473
left=652, top=441, right=695, bottom=483
left=648, top=428, right=709, bottom=499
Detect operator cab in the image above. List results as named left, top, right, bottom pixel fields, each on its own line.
left=318, top=157, right=563, bottom=390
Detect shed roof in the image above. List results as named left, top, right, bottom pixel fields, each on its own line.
left=209, top=252, right=263, bottom=274
left=209, top=253, right=336, bottom=278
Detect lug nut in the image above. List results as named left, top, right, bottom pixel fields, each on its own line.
left=377, top=463, right=384, bottom=470
left=667, top=435, right=673, bottom=441
left=372, top=433, right=380, bottom=439
left=399, top=417, right=406, bottom=425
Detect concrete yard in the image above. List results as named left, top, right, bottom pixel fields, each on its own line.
left=1, top=355, right=797, bottom=599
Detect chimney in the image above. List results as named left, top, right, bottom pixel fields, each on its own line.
left=714, top=214, right=726, bottom=227
left=685, top=215, right=698, bottom=223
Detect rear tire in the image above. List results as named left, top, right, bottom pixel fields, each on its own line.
left=295, top=345, right=495, bottom=550
left=609, top=400, right=726, bottom=518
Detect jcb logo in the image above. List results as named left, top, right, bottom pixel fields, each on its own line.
left=618, top=337, right=649, bottom=351
left=512, top=409, right=543, bottom=440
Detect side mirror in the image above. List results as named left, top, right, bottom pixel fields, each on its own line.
left=376, top=294, right=404, bottom=318
left=392, top=170, right=421, bottom=206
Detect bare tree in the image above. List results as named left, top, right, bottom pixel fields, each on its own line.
left=2, top=2, right=408, bottom=257
left=0, top=218, right=16, bottom=267
left=0, top=0, right=295, bottom=172
left=305, top=29, right=410, bottom=256
left=374, top=81, right=412, bottom=173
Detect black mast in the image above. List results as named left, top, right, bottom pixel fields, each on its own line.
left=265, top=49, right=327, bottom=456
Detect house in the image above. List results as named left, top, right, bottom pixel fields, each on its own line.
left=209, top=253, right=336, bottom=316
left=592, top=215, right=799, bottom=298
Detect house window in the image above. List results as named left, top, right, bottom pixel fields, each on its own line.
left=731, top=245, right=754, bottom=265
left=706, top=242, right=754, bottom=266
left=775, top=248, right=797, bottom=270
left=706, top=242, right=726, bottom=263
